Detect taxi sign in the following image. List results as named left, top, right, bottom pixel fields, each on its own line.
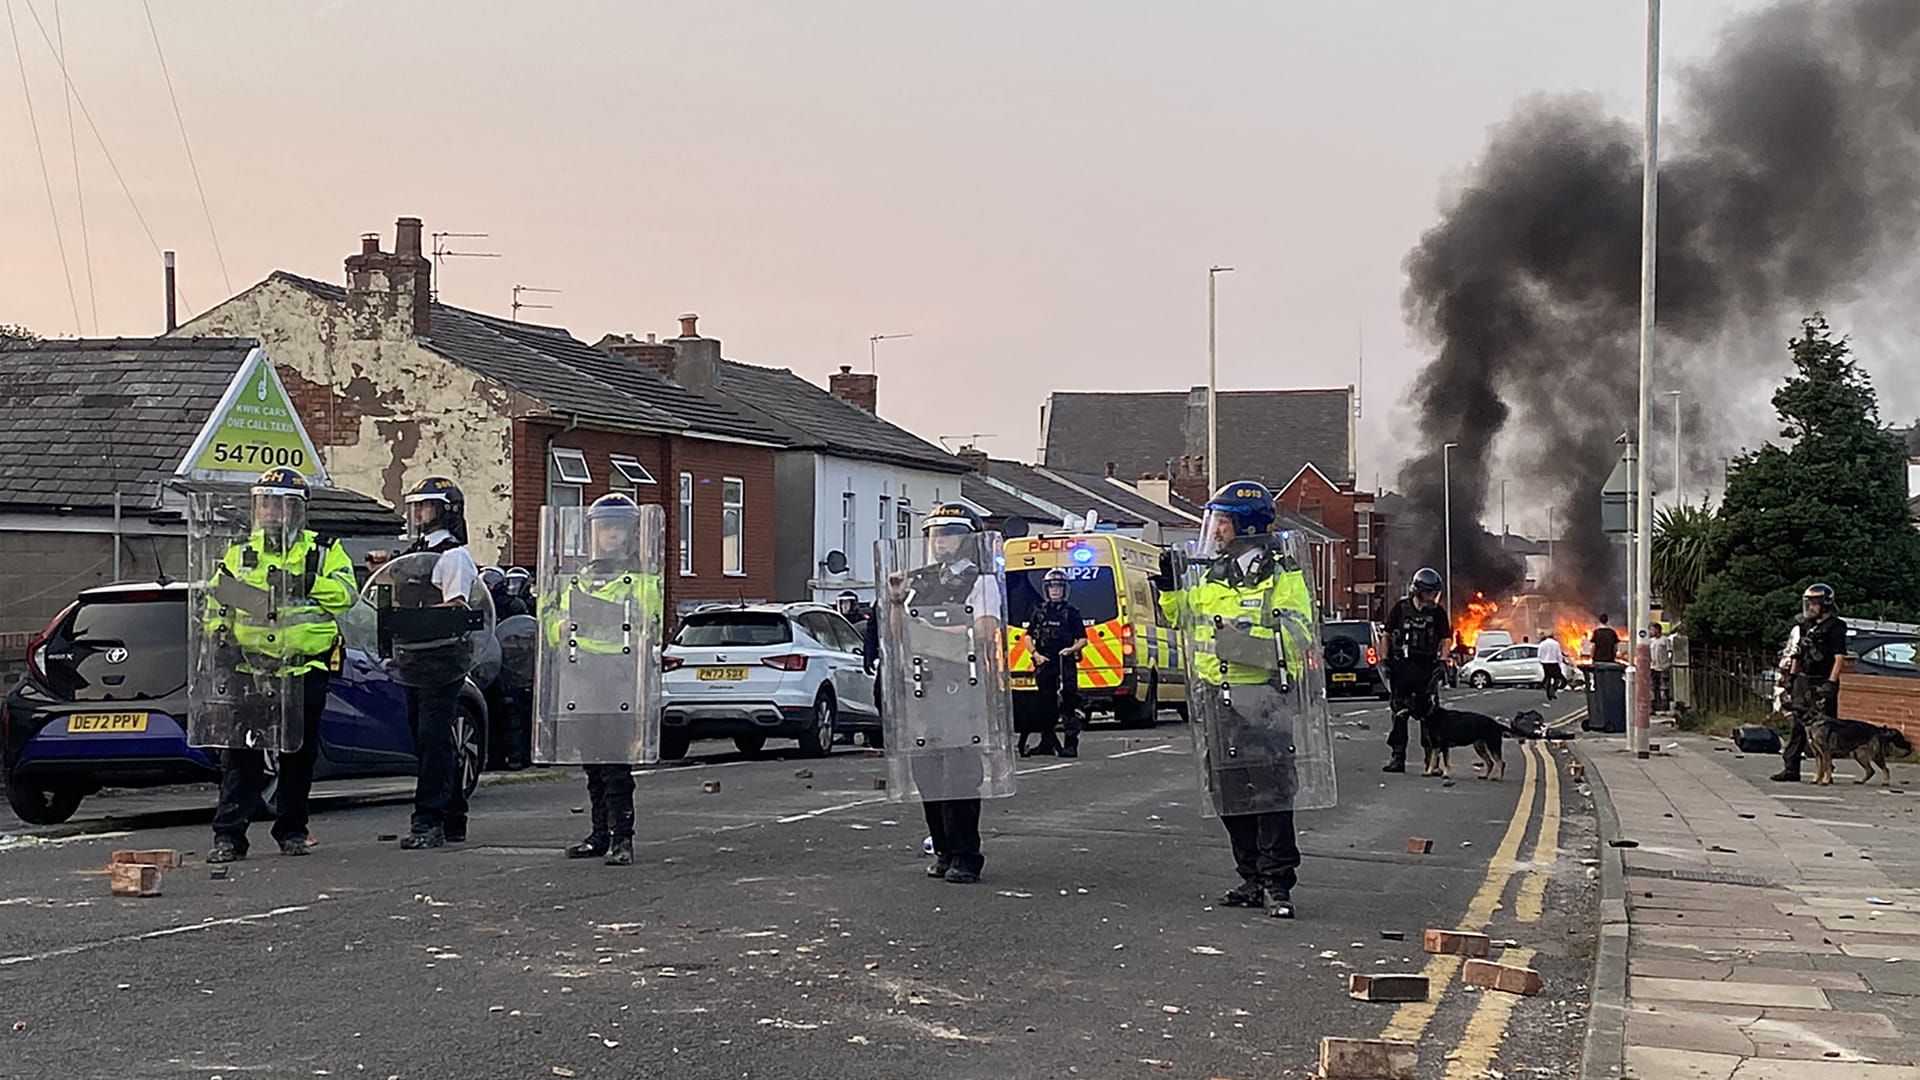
left=175, top=347, right=329, bottom=484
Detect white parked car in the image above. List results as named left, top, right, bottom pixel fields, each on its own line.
left=1459, top=643, right=1547, bottom=688
left=660, top=603, right=877, bottom=760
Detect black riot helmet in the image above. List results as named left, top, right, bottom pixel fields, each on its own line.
left=1410, top=567, right=1443, bottom=602
left=922, top=502, right=984, bottom=565
left=1042, top=567, right=1070, bottom=603
left=1802, top=582, right=1837, bottom=620
left=404, top=476, right=467, bottom=545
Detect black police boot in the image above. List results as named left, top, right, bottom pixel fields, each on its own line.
left=1017, top=738, right=1031, bottom=758
left=1382, top=755, right=1406, bottom=773
left=1769, top=768, right=1801, bottom=782
left=1031, top=740, right=1059, bottom=757
left=926, top=854, right=952, bottom=879
left=1263, top=886, right=1296, bottom=919
left=567, top=834, right=610, bottom=859
left=1220, top=880, right=1262, bottom=907
left=604, top=838, right=634, bottom=866
left=208, top=839, right=244, bottom=864
left=276, top=835, right=310, bottom=857
left=400, top=826, right=446, bottom=850
left=1060, top=736, right=1079, bottom=759
left=945, top=864, right=980, bottom=885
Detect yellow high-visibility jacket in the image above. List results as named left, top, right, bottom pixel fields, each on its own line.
left=205, top=530, right=356, bottom=676
left=1159, top=563, right=1313, bottom=686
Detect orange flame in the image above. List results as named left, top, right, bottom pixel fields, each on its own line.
left=1555, top=618, right=1594, bottom=659
left=1454, top=592, right=1499, bottom=648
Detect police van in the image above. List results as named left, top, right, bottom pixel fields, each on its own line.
left=1003, top=532, right=1186, bottom=727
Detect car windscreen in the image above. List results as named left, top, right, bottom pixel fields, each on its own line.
left=1323, top=621, right=1374, bottom=643
left=672, top=612, right=792, bottom=647
left=1007, top=566, right=1119, bottom=629
left=45, top=596, right=189, bottom=702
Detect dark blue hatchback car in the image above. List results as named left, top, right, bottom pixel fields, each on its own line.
left=2, top=581, right=488, bottom=826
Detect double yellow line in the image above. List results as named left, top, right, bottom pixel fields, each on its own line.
left=1377, top=740, right=1564, bottom=1077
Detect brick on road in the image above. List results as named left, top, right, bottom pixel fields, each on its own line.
left=1423, top=928, right=1491, bottom=957
left=109, top=863, right=161, bottom=897
left=1347, top=973, right=1431, bottom=1002
left=1319, top=1036, right=1418, bottom=1080
left=1461, top=958, right=1543, bottom=996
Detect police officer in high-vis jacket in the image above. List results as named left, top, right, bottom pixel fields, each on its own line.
left=399, top=476, right=482, bottom=849
left=1154, top=481, right=1317, bottom=919
left=548, top=493, right=664, bottom=866
left=208, top=467, right=357, bottom=863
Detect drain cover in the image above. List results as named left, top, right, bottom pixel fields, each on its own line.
left=1627, top=866, right=1776, bottom=889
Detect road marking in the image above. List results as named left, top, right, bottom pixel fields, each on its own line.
left=1442, top=945, right=1540, bottom=1079
left=1107, top=744, right=1179, bottom=759
left=773, top=796, right=889, bottom=824
left=0, top=904, right=313, bottom=967
left=1515, top=740, right=1562, bottom=923
left=1378, top=740, right=1540, bottom=1044
left=1017, top=762, right=1079, bottom=774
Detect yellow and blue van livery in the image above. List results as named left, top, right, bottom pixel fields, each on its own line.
left=1003, top=533, right=1186, bottom=727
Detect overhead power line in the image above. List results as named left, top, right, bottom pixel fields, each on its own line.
left=53, top=0, right=96, bottom=333
left=142, top=0, right=228, bottom=295
left=7, top=0, right=81, bottom=334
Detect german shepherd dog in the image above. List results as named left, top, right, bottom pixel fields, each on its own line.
left=1414, top=698, right=1509, bottom=781
left=1807, top=717, right=1914, bottom=786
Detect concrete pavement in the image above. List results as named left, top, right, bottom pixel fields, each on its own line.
left=0, top=687, right=1595, bottom=1080
left=1580, top=729, right=1920, bottom=1080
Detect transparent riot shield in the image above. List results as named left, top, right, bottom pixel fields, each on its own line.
left=496, top=614, right=538, bottom=695
left=185, top=491, right=301, bottom=752
left=533, top=503, right=666, bottom=765
left=1171, top=530, right=1336, bottom=815
left=362, top=552, right=495, bottom=688
left=875, top=533, right=1016, bottom=802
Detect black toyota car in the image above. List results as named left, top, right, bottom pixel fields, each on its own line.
left=1322, top=619, right=1390, bottom=699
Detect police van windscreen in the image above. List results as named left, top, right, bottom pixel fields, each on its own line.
left=672, top=612, right=793, bottom=647
left=1007, top=567, right=1119, bottom=628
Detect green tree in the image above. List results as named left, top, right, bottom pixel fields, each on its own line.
left=1689, top=315, right=1920, bottom=644
left=1651, top=502, right=1716, bottom=617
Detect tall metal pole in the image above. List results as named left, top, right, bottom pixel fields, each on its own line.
left=1667, top=389, right=1683, bottom=506
left=1443, top=441, right=1458, bottom=621
left=1207, top=266, right=1233, bottom=493
left=1630, top=0, right=1662, bottom=759
left=1500, top=480, right=1508, bottom=547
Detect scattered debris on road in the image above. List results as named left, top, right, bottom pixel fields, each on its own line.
left=1320, top=1036, right=1417, bottom=1080
left=1405, top=837, right=1433, bottom=854
left=1348, top=973, right=1430, bottom=1002
left=108, top=863, right=161, bottom=897
left=1423, top=929, right=1491, bottom=957
left=1462, top=958, right=1544, bottom=995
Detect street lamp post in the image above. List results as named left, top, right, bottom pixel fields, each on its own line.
left=1630, top=0, right=1663, bottom=760
left=1443, top=441, right=1459, bottom=621
left=1666, top=389, right=1683, bottom=506
left=1207, top=266, right=1234, bottom=493
left=868, top=333, right=912, bottom=373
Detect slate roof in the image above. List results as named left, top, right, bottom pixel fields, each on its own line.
left=166, top=480, right=400, bottom=535
left=705, top=359, right=965, bottom=473
left=1042, top=388, right=1354, bottom=488
left=981, top=459, right=1146, bottom=528
left=270, top=272, right=780, bottom=442
left=1040, top=466, right=1198, bottom=528
left=961, top=475, right=1061, bottom=526
left=0, top=337, right=399, bottom=534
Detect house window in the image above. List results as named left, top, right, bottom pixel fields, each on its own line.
left=897, top=502, right=913, bottom=540
left=877, top=495, right=890, bottom=571
left=722, top=477, right=744, bottom=576
left=841, top=491, right=856, bottom=568
left=549, top=449, right=590, bottom=556
left=1356, top=505, right=1372, bottom=557
left=679, top=472, right=694, bottom=575
left=1298, top=498, right=1324, bottom=524
left=609, top=454, right=656, bottom=494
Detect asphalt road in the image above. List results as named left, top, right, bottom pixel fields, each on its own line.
left=0, top=685, right=1597, bottom=1080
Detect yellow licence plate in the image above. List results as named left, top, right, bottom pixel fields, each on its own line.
left=67, top=712, right=149, bottom=734
left=1010, top=676, right=1037, bottom=690
left=697, top=667, right=750, bottom=682
left=1331, top=673, right=1358, bottom=683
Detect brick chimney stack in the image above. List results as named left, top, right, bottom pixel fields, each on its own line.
left=344, top=217, right=432, bottom=338
left=669, top=313, right=720, bottom=393
left=956, top=445, right=989, bottom=475
left=829, top=364, right=878, bottom=413
left=1170, top=453, right=1211, bottom=505
left=597, top=333, right=678, bottom=379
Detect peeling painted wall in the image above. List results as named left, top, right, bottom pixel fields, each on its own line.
left=176, top=279, right=526, bottom=564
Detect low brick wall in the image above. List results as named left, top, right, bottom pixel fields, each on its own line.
left=1838, top=672, right=1920, bottom=745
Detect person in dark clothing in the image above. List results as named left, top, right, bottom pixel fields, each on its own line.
left=396, top=476, right=482, bottom=850
left=1772, top=584, right=1849, bottom=783
left=1382, top=568, right=1452, bottom=773
left=1021, top=568, right=1090, bottom=758
left=498, top=567, right=535, bottom=617
left=1590, top=615, right=1620, bottom=666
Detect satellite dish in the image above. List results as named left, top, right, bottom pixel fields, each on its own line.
left=1002, top=516, right=1030, bottom=539
left=825, top=550, right=849, bottom=575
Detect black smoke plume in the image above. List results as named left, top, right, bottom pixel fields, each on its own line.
left=1397, top=0, right=1920, bottom=612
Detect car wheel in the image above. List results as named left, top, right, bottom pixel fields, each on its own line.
left=798, top=692, right=836, bottom=758
left=1470, top=672, right=1492, bottom=689
left=3, top=768, right=85, bottom=826
left=1115, top=674, right=1159, bottom=728
left=455, top=701, right=487, bottom=800
left=733, top=734, right=767, bottom=757
left=659, top=730, right=691, bottom=761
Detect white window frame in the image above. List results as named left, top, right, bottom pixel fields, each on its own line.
left=841, top=491, right=856, bottom=567
left=550, top=446, right=592, bottom=485
left=722, top=476, right=745, bottom=577
left=896, top=500, right=913, bottom=540
left=679, top=472, right=694, bottom=576
left=548, top=453, right=587, bottom=556
left=1356, top=504, right=1373, bottom=557
left=610, top=454, right=656, bottom=490
left=876, top=494, right=890, bottom=573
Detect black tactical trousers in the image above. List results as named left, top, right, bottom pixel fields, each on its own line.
left=583, top=764, right=636, bottom=841
left=408, top=681, right=468, bottom=835
left=1033, top=660, right=1080, bottom=751
left=1222, top=810, right=1300, bottom=893
left=212, top=670, right=330, bottom=852
left=923, top=799, right=983, bottom=874
left=1387, top=660, right=1439, bottom=758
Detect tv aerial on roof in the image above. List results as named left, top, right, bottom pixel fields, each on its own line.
left=429, top=231, right=500, bottom=301
left=511, top=285, right=561, bottom=322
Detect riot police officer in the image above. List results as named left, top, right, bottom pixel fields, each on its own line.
left=881, top=503, right=1009, bottom=884
left=1382, top=568, right=1451, bottom=774
left=1021, top=568, right=1089, bottom=758
left=1155, top=481, right=1321, bottom=919
left=499, top=566, right=536, bottom=618
left=205, top=467, right=357, bottom=862
left=399, top=475, right=481, bottom=849
left=1772, top=583, right=1848, bottom=783
left=546, top=493, right=663, bottom=865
